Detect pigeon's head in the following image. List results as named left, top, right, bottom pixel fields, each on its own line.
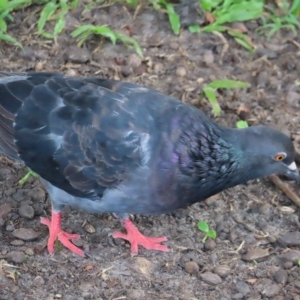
left=234, top=125, right=300, bottom=183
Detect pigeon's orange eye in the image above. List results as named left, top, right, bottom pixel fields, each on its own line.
left=274, top=153, right=286, bottom=161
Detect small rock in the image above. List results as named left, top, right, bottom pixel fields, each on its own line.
left=281, top=250, right=300, bottom=263
left=0, top=203, right=12, bottom=218
left=199, top=272, right=222, bottom=285
left=79, top=282, right=93, bottom=292
left=127, top=53, right=142, bottom=68
left=18, top=205, right=34, bottom=219
left=261, top=284, right=280, bottom=297
left=19, top=47, right=35, bottom=59
left=278, top=232, right=300, bottom=246
left=228, top=230, right=238, bottom=242
left=257, top=71, right=269, bottom=88
left=84, top=224, right=95, bottom=233
left=237, top=104, right=250, bottom=120
left=267, top=235, right=277, bottom=243
left=34, top=50, right=48, bottom=60
left=213, top=265, right=231, bottom=278
left=283, top=261, right=293, bottom=269
left=235, top=281, right=251, bottom=296
left=65, top=47, right=90, bottom=63
left=176, top=66, right=187, bottom=77
left=294, top=280, right=300, bottom=288
left=203, top=51, right=214, bottom=65
left=0, top=217, right=5, bottom=227
left=232, top=293, right=244, bottom=299
left=259, top=203, right=273, bottom=215
left=153, top=63, right=164, bottom=74
left=287, top=91, right=300, bottom=108
left=6, top=224, right=15, bottom=231
left=10, top=239, right=25, bottom=246
left=133, top=65, right=146, bottom=76
left=129, top=257, right=154, bottom=280
left=279, top=206, right=295, bottom=215
left=205, top=195, right=219, bottom=206
left=273, top=269, right=288, bottom=285
left=6, top=251, right=25, bottom=263
left=34, top=61, right=44, bottom=71
left=204, top=239, right=216, bottom=251
left=242, top=248, right=270, bottom=262
left=28, top=187, right=46, bottom=201
left=65, top=69, right=78, bottom=76
left=12, top=228, right=40, bottom=241
left=25, top=248, right=35, bottom=256
left=184, top=261, right=199, bottom=274
left=33, top=276, right=45, bottom=286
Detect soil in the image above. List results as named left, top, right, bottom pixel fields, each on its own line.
left=1, top=2, right=300, bottom=300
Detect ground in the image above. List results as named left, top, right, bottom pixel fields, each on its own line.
left=1, top=2, right=300, bottom=300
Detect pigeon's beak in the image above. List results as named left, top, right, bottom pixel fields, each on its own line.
left=285, top=161, right=300, bottom=183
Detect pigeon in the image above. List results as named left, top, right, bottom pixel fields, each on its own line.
left=0, top=72, right=299, bottom=257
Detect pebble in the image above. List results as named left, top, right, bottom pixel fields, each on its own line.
left=261, top=283, right=280, bottom=297
left=33, top=276, right=45, bottom=286
left=235, top=281, right=250, bottom=296
left=65, top=47, right=90, bottom=63
left=19, top=47, right=35, bottom=60
left=213, top=265, right=231, bottom=278
left=281, top=250, right=300, bottom=263
left=0, top=203, right=12, bottom=218
left=127, top=53, right=142, bottom=68
left=203, top=50, right=214, bottom=65
left=242, top=248, right=269, bottom=262
left=199, top=272, right=222, bottom=285
left=273, top=269, right=288, bottom=284
left=84, top=224, right=95, bottom=233
left=6, top=251, right=25, bottom=263
left=12, top=228, right=40, bottom=241
left=175, top=66, right=187, bottom=77
left=28, top=187, right=46, bottom=201
left=287, top=91, right=300, bottom=108
left=78, top=282, right=93, bottom=292
left=283, top=261, right=293, bottom=269
left=205, top=195, right=219, bottom=206
left=6, top=224, right=15, bottom=231
left=257, top=71, right=269, bottom=88
left=10, top=239, right=25, bottom=246
left=184, top=261, right=199, bottom=274
left=204, top=239, right=216, bottom=251
left=18, top=204, right=34, bottom=219
left=278, top=231, right=300, bottom=246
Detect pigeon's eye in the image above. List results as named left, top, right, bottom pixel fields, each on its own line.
left=274, top=153, right=287, bottom=161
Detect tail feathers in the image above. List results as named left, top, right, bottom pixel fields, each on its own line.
left=0, top=74, right=29, bottom=160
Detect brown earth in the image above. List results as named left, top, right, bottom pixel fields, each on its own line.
left=1, top=2, right=300, bottom=300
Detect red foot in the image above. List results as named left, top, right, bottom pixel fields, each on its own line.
left=40, top=211, right=84, bottom=257
left=112, top=219, right=169, bottom=255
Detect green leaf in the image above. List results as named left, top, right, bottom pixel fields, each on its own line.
left=207, top=230, right=217, bottom=239
left=188, top=24, right=200, bottom=33
left=0, top=31, right=22, bottom=47
left=37, top=2, right=58, bottom=35
left=208, top=80, right=250, bottom=89
left=71, top=25, right=94, bottom=37
left=236, top=120, right=248, bottom=128
left=234, top=37, right=254, bottom=52
left=0, top=0, right=8, bottom=8
left=203, top=86, right=221, bottom=116
left=166, top=3, right=180, bottom=35
left=53, top=17, right=65, bottom=36
left=0, top=17, right=6, bottom=31
left=197, top=221, right=209, bottom=233
left=93, top=26, right=117, bottom=44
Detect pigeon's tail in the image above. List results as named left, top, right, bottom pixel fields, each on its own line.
left=0, top=72, right=31, bottom=160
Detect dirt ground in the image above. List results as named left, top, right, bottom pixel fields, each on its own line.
left=1, top=2, right=300, bottom=300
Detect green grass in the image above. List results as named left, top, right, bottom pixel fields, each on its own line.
left=1, top=1, right=300, bottom=56
left=202, top=80, right=250, bottom=116
left=197, top=221, right=217, bottom=243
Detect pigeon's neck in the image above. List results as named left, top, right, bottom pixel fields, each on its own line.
left=188, top=124, right=263, bottom=196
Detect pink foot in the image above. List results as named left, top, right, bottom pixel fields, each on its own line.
left=40, top=211, right=84, bottom=257
left=112, top=219, right=169, bottom=255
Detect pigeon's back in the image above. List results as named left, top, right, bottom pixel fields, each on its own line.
left=0, top=72, right=198, bottom=213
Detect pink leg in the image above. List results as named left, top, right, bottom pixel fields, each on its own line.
left=40, top=210, right=84, bottom=257
left=112, top=219, right=169, bottom=255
